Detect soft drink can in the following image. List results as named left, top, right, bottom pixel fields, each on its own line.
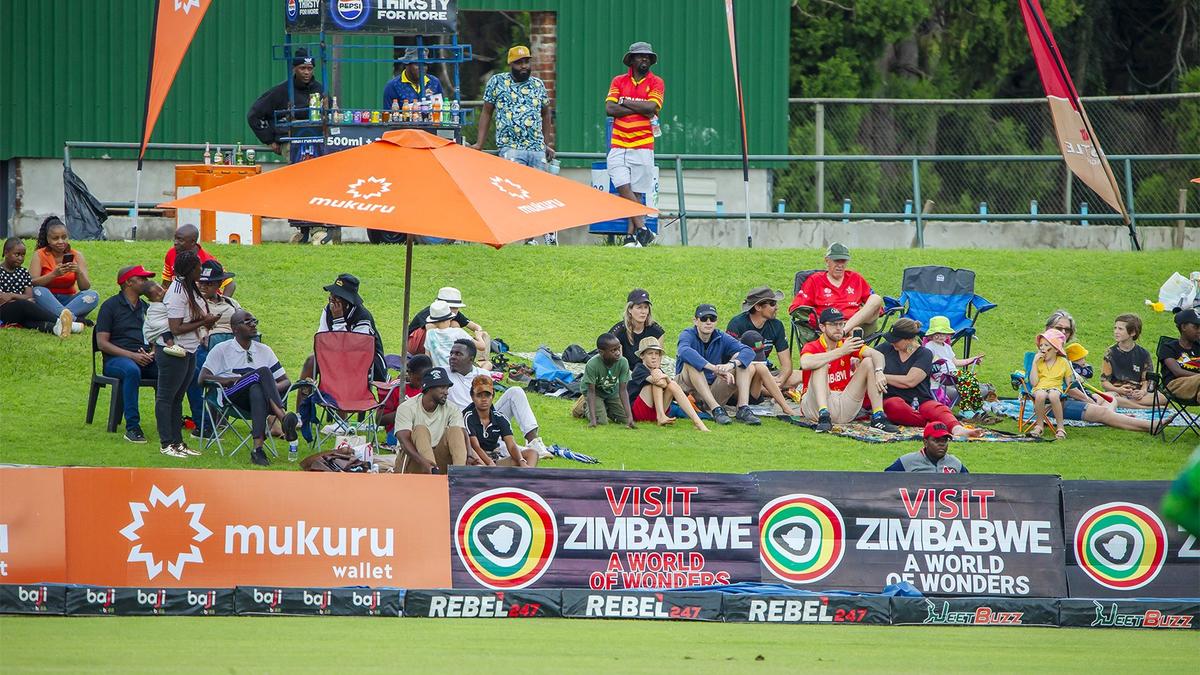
left=371, top=110, right=381, bottom=124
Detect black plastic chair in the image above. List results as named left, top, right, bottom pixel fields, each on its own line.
left=86, top=331, right=156, bottom=433
left=1149, top=335, right=1200, bottom=443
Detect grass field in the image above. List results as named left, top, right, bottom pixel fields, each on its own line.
left=1, top=616, right=1196, bottom=673
left=0, top=242, right=1195, bottom=479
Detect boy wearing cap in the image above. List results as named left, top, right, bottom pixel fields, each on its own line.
left=788, top=242, right=883, bottom=336
left=396, top=367, right=468, bottom=474
left=799, top=307, right=898, bottom=433
left=884, top=422, right=969, bottom=473
left=1159, top=308, right=1200, bottom=404
left=606, top=41, right=664, bottom=247
left=425, top=300, right=487, bottom=371
left=629, top=336, right=709, bottom=431
left=727, top=286, right=800, bottom=389
left=95, top=265, right=158, bottom=443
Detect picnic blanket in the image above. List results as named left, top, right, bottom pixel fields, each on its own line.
left=988, top=397, right=1181, bottom=427
left=513, top=352, right=676, bottom=377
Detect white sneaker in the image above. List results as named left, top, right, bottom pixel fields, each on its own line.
left=162, top=344, right=186, bottom=358
left=527, top=437, right=552, bottom=458
left=71, top=322, right=84, bottom=334
left=54, top=310, right=72, bottom=339
left=321, top=421, right=351, bottom=435
left=160, top=444, right=189, bottom=458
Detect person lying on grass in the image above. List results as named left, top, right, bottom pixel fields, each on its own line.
left=199, top=310, right=298, bottom=467
left=628, top=336, right=709, bottom=431
left=573, top=333, right=635, bottom=429
left=464, top=375, right=539, bottom=467
left=1029, top=328, right=1071, bottom=440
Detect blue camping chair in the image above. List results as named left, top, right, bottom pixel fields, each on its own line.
left=880, top=266, right=996, bottom=357
left=1013, top=351, right=1052, bottom=435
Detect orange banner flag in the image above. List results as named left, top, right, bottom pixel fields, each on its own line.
left=139, top=0, right=212, bottom=161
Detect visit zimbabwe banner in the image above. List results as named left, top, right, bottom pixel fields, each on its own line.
left=1062, top=481, right=1200, bottom=598
left=447, top=467, right=761, bottom=590
left=752, top=471, right=1067, bottom=597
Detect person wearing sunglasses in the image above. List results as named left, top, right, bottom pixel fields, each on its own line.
left=199, top=310, right=298, bottom=467
left=677, top=303, right=797, bottom=425
left=727, top=286, right=801, bottom=391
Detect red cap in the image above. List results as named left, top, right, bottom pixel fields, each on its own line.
left=923, top=422, right=952, bottom=439
left=116, top=265, right=155, bottom=286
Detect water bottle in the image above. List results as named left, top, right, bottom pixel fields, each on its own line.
left=450, top=99, right=460, bottom=124
left=203, top=141, right=211, bottom=165
left=911, top=397, right=919, bottom=411
left=288, top=440, right=298, bottom=462
left=651, top=115, right=662, bottom=138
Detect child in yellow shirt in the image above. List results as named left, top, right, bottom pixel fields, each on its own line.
left=1030, top=328, right=1071, bottom=440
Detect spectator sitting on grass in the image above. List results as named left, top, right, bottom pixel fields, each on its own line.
left=447, top=339, right=549, bottom=454
left=798, top=308, right=898, bottom=433
left=1101, top=313, right=1162, bottom=409
left=379, top=354, right=432, bottom=439
left=878, top=318, right=982, bottom=439
left=425, top=300, right=488, bottom=370
left=28, top=216, right=99, bottom=326
left=787, top=242, right=882, bottom=337
left=610, top=288, right=664, bottom=366
left=464, top=374, right=539, bottom=468
left=94, top=265, right=158, bottom=444
left=161, top=224, right=235, bottom=297
left=396, top=367, right=468, bottom=474
left=1158, top=308, right=1200, bottom=406
left=199, top=310, right=298, bottom=467
left=734, top=329, right=804, bottom=419
left=407, top=287, right=490, bottom=356
left=573, top=333, right=635, bottom=429
left=885, top=422, right=968, bottom=473
left=629, top=336, right=709, bottom=432
left=0, top=237, right=77, bottom=338
left=727, top=285, right=800, bottom=391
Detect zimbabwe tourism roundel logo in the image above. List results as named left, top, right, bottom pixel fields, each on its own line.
left=1074, top=501, right=1167, bottom=590
left=455, top=487, right=557, bottom=589
left=759, top=494, right=845, bottom=584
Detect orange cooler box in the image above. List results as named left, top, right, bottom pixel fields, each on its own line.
left=174, top=164, right=263, bottom=245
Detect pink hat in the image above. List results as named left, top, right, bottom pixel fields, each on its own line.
left=1037, top=329, right=1067, bottom=356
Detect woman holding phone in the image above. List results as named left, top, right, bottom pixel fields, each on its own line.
left=28, top=216, right=99, bottom=324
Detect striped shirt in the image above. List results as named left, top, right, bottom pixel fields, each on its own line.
left=606, top=70, right=664, bottom=150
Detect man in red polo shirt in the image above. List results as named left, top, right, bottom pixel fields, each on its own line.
left=161, top=225, right=235, bottom=296
left=799, top=308, right=896, bottom=433
left=789, top=242, right=881, bottom=335
left=605, top=41, right=664, bottom=248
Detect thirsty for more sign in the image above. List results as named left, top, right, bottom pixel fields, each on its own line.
left=448, top=468, right=761, bottom=591
left=753, top=471, right=1067, bottom=597
left=285, top=0, right=458, bottom=35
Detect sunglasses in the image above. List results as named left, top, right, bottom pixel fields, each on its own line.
left=698, top=315, right=718, bottom=323
left=757, top=300, right=777, bottom=307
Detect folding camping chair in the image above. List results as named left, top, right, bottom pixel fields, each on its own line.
left=1014, top=351, right=1053, bottom=435
left=880, top=266, right=996, bottom=357
left=1148, top=335, right=1200, bottom=443
left=787, top=269, right=821, bottom=360
left=197, top=381, right=280, bottom=458
left=310, top=331, right=389, bottom=452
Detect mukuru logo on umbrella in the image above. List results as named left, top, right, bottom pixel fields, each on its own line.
left=120, top=485, right=212, bottom=581
left=759, top=494, right=845, bottom=584
left=455, top=487, right=557, bottom=589
left=1074, top=501, right=1167, bottom=590
left=487, top=175, right=566, bottom=215
left=308, top=177, right=396, bottom=213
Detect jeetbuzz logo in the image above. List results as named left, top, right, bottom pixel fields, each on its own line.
left=455, top=488, right=557, bottom=589
left=1075, top=501, right=1167, bottom=590
left=120, top=485, right=212, bottom=581
left=759, top=494, right=845, bottom=584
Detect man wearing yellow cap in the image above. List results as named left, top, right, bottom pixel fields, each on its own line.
left=473, top=45, right=557, bottom=244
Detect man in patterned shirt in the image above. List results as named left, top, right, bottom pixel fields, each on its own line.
left=606, top=41, right=664, bottom=247
left=473, top=45, right=557, bottom=244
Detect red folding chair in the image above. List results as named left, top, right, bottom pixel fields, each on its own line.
left=311, top=331, right=389, bottom=452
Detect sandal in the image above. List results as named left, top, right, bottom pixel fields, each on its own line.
left=1027, top=424, right=1044, bottom=438
left=1054, top=428, right=1067, bottom=440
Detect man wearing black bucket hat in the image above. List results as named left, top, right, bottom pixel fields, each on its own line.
left=395, top=367, right=468, bottom=474
left=605, top=41, right=664, bottom=247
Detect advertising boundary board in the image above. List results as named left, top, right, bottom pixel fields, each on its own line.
left=284, top=0, right=458, bottom=35
left=6, top=585, right=1196, bottom=628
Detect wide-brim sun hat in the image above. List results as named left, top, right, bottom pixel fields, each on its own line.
left=1036, top=329, right=1068, bottom=356
left=926, top=316, right=953, bottom=336
left=635, top=336, right=666, bottom=358
left=623, top=41, right=657, bottom=67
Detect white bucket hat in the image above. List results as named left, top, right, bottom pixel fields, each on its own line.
left=437, top=286, right=466, bottom=308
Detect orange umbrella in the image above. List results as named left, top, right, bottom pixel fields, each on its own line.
left=160, top=128, right=656, bottom=369
left=160, top=129, right=654, bottom=246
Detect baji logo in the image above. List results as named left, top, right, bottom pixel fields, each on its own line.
left=347, top=176, right=391, bottom=200
left=455, top=487, right=557, bottom=590
left=351, top=590, right=382, bottom=615
left=303, top=590, right=334, bottom=614
left=84, top=588, right=118, bottom=614
left=1074, top=502, right=1167, bottom=591
left=120, top=485, right=212, bottom=581
left=252, top=588, right=285, bottom=613
left=137, top=589, right=168, bottom=615
left=174, top=0, right=201, bottom=14
left=188, top=590, right=219, bottom=614
left=17, top=585, right=48, bottom=611
left=759, top=494, right=845, bottom=584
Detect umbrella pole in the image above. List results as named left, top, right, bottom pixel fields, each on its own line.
left=399, top=235, right=414, bottom=379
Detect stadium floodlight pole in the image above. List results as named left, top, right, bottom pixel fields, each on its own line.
left=724, top=0, right=752, bottom=248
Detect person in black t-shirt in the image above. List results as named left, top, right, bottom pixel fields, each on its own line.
left=726, top=286, right=798, bottom=390
left=1159, top=308, right=1200, bottom=404
left=629, top=336, right=709, bottom=431
left=462, top=374, right=538, bottom=467
left=610, top=288, right=664, bottom=366
left=1101, top=313, right=1161, bottom=409
left=94, top=265, right=160, bottom=443
left=878, top=318, right=980, bottom=438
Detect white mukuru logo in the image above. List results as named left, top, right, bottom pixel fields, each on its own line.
left=119, top=485, right=212, bottom=581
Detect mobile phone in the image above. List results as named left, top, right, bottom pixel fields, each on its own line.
left=851, top=327, right=864, bottom=340
left=62, top=253, right=75, bottom=264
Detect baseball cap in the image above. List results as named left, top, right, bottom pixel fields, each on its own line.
left=923, top=422, right=952, bottom=439
left=1175, top=307, right=1200, bottom=327
left=739, top=330, right=769, bottom=361
left=198, top=260, right=235, bottom=283
left=437, top=287, right=466, bottom=308
left=627, top=288, right=651, bottom=305
left=825, top=242, right=851, bottom=260
left=507, top=45, right=531, bottom=64
left=116, top=265, right=155, bottom=286
left=422, top=367, right=453, bottom=391
left=694, top=303, right=718, bottom=319
left=818, top=307, right=845, bottom=325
